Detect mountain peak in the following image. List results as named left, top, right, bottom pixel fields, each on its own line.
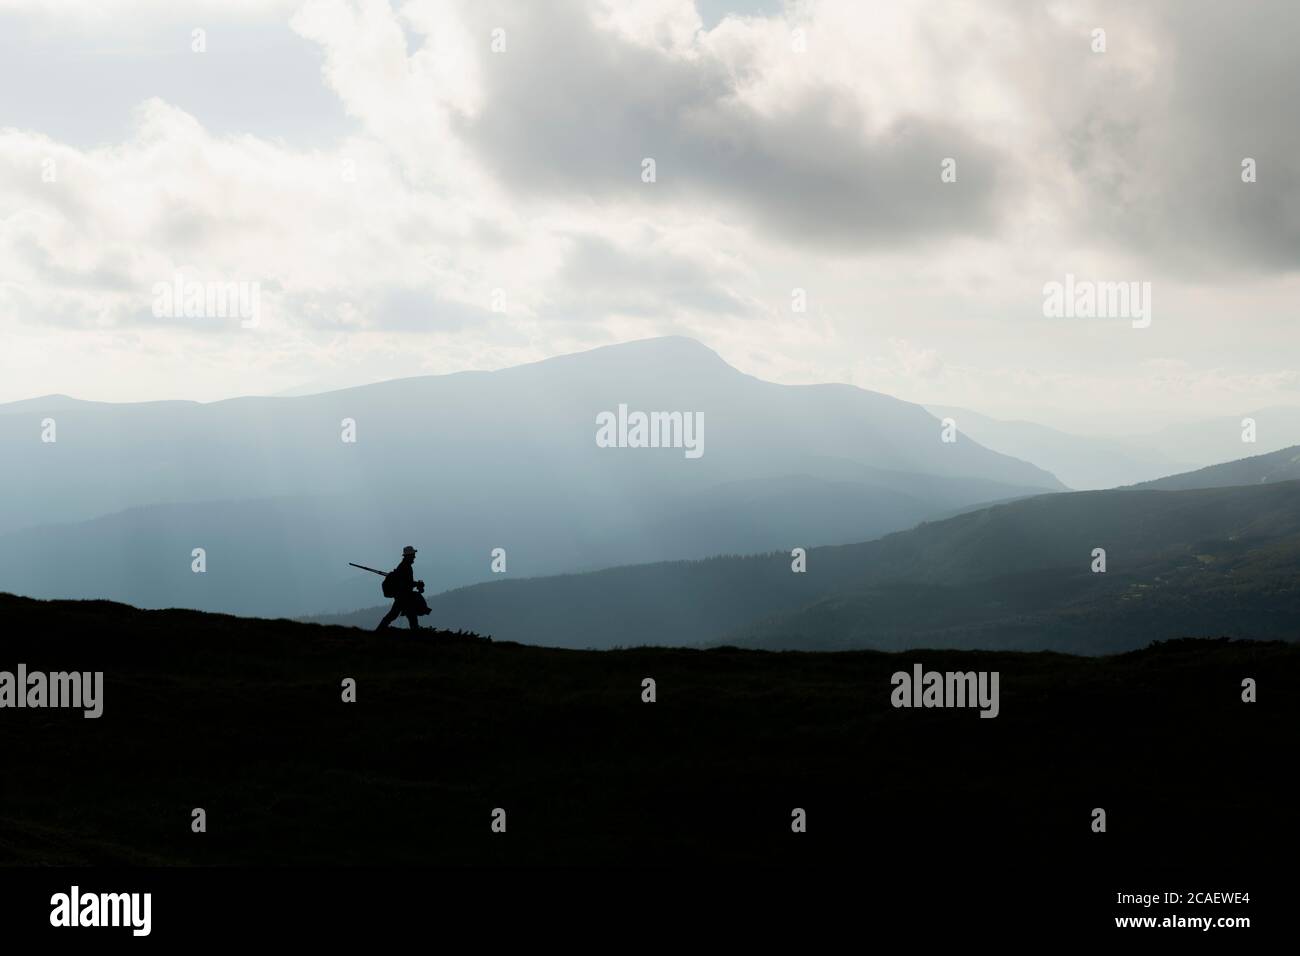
left=555, top=335, right=733, bottom=369
left=0, top=393, right=83, bottom=412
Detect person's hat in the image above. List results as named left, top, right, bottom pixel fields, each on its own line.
left=402, top=545, right=418, bottom=556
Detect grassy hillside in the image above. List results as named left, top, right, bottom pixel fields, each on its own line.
left=737, top=480, right=1300, bottom=652
left=319, top=480, right=1300, bottom=653
left=0, top=593, right=1293, bottom=874
left=1131, top=444, right=1300, bottom=490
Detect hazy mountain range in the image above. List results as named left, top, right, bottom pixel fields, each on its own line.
left=924, top=404, right=1300, bottom=490
left=5, top=336, right=1295, bottom=634
left=318, top=447, right=1300, bottom=654
left=922, top=405, right=1188, bottom=489
left=0, top=337, right=1060, bottom=617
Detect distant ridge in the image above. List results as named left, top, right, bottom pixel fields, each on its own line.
left=1129, top=444, right=1300, bottom=491
left=0, top=336, right=1063, bottom=617
left=315, top=475, right=1300, bottom=654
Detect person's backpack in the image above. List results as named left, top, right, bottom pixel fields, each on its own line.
left=382, top=571, right=401, bottom=598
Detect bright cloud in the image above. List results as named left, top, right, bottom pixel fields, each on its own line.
left=0, top=0, right=1297, bottom=423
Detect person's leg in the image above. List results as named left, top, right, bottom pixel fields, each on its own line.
left=393, top=593, right=420, bottom=630
left=377, top=600, right=401, bottom=629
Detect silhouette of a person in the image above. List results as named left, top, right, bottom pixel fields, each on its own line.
left=377, top=546, right=429, bottom=630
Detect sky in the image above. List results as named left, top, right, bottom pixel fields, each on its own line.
left=0, top=0, right=1297, bottom=433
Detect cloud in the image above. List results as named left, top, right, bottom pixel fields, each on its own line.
left=1, top=0, right=1298, bottom=421
left=308, top=0, right=1023, bottom=250
left=547, top=229, right=756, bottom=320
left=1034, top=0, right=1300, bottom=276
left=889, top=338, right=945, bottom=379
left=291, top=0, right=1300, bottom=272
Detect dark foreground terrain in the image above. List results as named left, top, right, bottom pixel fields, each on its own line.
left=0, top=593, right=1292, bottom=888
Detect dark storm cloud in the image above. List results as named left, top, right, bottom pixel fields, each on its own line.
left=451, top=1, right=1016, bottom=251
left=1159, top=0, right=1300, bottom=273
left=1048, top=0, right=1300, bottom=275
left=446, top=0, right=1300, bottom=273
